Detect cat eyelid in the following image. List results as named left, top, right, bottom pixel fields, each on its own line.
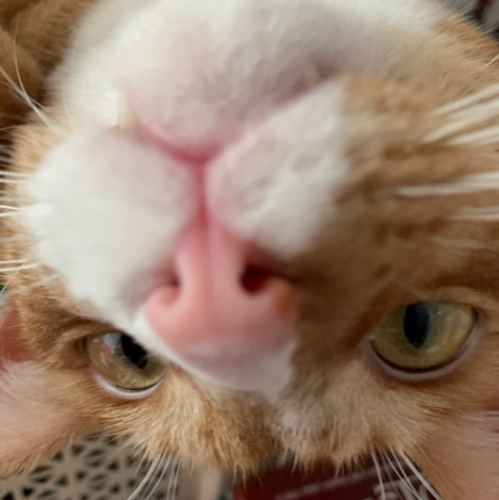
left=91, top=367, right=167, bottom=400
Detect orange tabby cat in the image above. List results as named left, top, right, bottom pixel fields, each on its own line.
left=1, top=1, right=499, bottom=498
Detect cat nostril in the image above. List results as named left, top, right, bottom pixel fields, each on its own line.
left=144, top=219, right=298, bottom=363
left=240, top=266, right=275, bottom=295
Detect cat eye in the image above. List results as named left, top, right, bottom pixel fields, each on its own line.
left=368, top=303, right=477, bottom=375
left=85, top=333, right=168, bottom=394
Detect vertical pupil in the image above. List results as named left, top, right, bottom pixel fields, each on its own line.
left=120, top=335, right=149, bottom=370
left=403, top=304, right=430, bottom=349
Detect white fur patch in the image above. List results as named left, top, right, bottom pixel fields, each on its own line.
left=22, top=128, right=195, bottom=326
left=134, top=311, right=297, bottom=399
left=209, top=81, right=349, bottom=258
left=54, top=0, right=443, bottom=139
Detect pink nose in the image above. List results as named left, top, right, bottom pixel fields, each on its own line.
left=144, top=220, right=298, bottom=363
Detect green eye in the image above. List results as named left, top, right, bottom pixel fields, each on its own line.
left=369, top=303, right=476, bottom=372
left=86, top=333, right=168, bottom=392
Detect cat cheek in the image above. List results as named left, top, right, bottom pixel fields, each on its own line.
left=0, top=362, right=90, bottom=477
left=0, top=304, right=29, bottom=365
left=414, top=415, right=499, bottom=500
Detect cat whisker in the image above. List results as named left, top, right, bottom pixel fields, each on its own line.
left=402, top=454, right=443, bottom=500
left=0, top=212, right=21, bottom=219
left=143, top=453, right=171, bottom=500
left=435, top=83, right=499, bottom=116
left=447, top=124, right=499, bottom=146
left=430, top=235, right=499, bottom=253
left=127, top=454, right=162, bottom=500
left=0, top=259, right=28, bottom=265
left=382, top=451, right=414, bottom=500
left=0, top=263, right=39, bottom=273
left=5, top=275, right=58, bottom=296
left=483, top=51, right=499, bottom=70
left=168, top=460, right=180, bottom=500
left=0, top=205, right=19, bottom=211
left=10, top=20, right=65, bottom=139
left=389, top=450, right=423, bottom=500
left=0, top=61, right=62, bottom=138
left=0, top=178, right=26, bottom=185
left=396, top=172, right=499, bottom=197
left=0, top=260, right=44, bottom=297
left=157, top=455, right=176, bottom=500
left=133, top=447, right=151, bottom=478
left=379, top=452, right=403, bottom=499
left=0, top=171, right=31, bottom=179
left=451, top=98, right=499, bottom=122
left=370, top=451, right=387, bottom=500
left=451, top=206, right=499, bottom=221
left=425, top=102, right=499, bottom=143
left=164, top=456, right=177, bottom=500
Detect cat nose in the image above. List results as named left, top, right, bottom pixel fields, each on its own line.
left=143, top=219, right=298, bottom=366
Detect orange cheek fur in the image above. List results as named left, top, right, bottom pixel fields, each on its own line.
left=2, top=2, right=499, bottom=499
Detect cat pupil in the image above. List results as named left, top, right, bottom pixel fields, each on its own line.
left=120, top=335, right=149, bottom=370
left=403, top=305, right=430, bottom=349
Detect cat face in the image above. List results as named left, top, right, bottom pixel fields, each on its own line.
left=3, top=0, right=499, bottom=497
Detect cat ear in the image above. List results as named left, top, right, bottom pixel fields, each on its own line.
left=415, top=414, right=499, bottom=500
left=0, top=302, right=88, bottom=478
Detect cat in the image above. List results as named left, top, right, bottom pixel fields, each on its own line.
left=1, top=0, right=499, bottom=498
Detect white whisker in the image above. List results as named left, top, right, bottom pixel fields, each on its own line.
left=167, top=458, right=177, bottom=500
left=0, top=263, right=38, bottom=273
left=0, top=171, right=30, bottom=178
left=396, top=171, right=499, bottom=197
left=0, top=178, right=25, bottom=185
left=426, top=100, right=499, bottom=143
left=379, top=452, right=403, bottom=498
left=397, top=184, right=484, bottom=197
left=134, top=449, right=150, bottom=478
left=449, top=204, right=499, bottom=222
left=452, top=213, right=499, bottom=222
left=0, top=205, right=18, bottom=211
left=0, top=259, right=33, bottom=293
left=431, top=235, right=499, bottom=252
left=381, top=451, right=417, bottom=500
left=127, top=454, right=162, bottom=500
left=11, top=20, right=65, bottom=138
left=448, top=124, right=499, bottom=146
left=4, top=275, right=58, bottom=296
left=483, top=51, right=499, bottom=70
left=168, top=461, right=180, bottom=500
left=143, top=453, right=170, bottom=500
left=402, top=454, right=443, bottom=500
left=435, top=83, right=499, bottom=116
left=0, top=211, right=21, bottom=219
left=0, top=61, right=61, bottom=136
left=371, top=451, right=386, bottom=500
left=390, top=451, right=422, bottom=500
